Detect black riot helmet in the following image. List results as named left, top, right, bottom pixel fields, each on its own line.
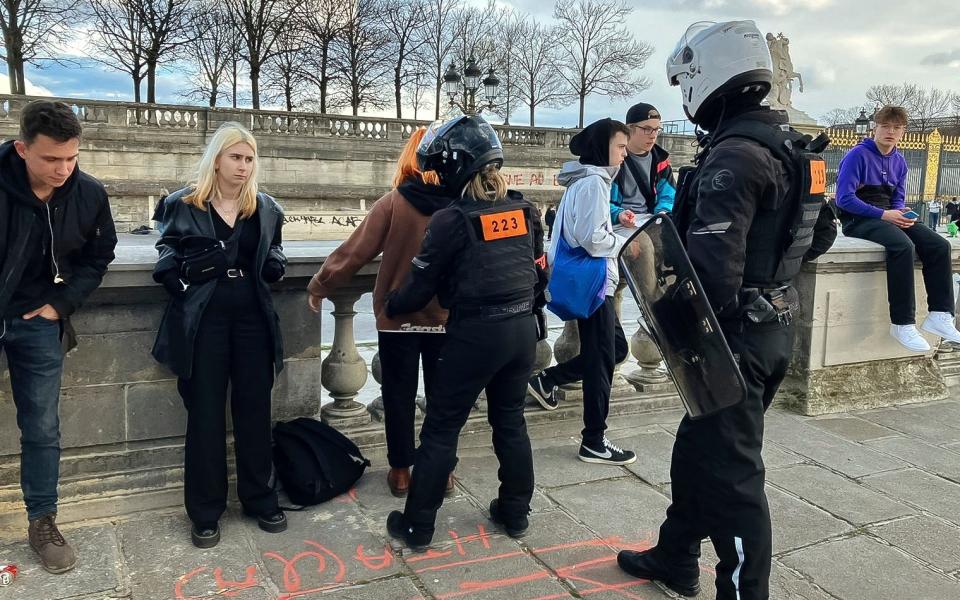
left=417, top=115, right=504, bottom=195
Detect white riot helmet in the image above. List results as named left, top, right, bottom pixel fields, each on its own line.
left=666, top=20, right=773, bottom=125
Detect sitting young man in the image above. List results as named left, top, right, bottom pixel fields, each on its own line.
left=836, top=105, right=960, bottom=351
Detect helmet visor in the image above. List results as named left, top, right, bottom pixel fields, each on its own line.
left=669, top=21, right=716, bottom=66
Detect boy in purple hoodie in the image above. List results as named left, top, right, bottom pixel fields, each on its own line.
left=836, top=105, right=960, bottom=351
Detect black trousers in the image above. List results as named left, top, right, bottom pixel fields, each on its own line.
left=404, top=314, right=537, bottom=535
left=842, top=217, right=954, bottom=324
left=377, top=331, right=445, bottom=468
left=177, top=277, right=279, bottom=526
left=543, top=297, right=628, bottom=446
left=656, top=319, right=794, bottom=600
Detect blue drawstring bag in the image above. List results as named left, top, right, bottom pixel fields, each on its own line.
left=547, top=219, right=606, bottom=321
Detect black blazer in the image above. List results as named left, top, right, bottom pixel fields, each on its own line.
left=150, top=187, right=286, bottom=379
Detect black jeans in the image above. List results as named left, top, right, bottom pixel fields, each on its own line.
left=542, top=297, right=628, bottom=446
left=177, top=276, right=279, bottom=526
left=404, top=314, right=537, bottom=537
left=842, top=217, right=954, bottom=324
left=377, top=331, right=445, bottom=468
left=656, top=319, right=794, bottom=600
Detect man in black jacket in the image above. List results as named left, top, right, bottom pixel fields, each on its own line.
left=0, top=101, right=117, bottom=574
left=617, top=21, right=836, bottom=600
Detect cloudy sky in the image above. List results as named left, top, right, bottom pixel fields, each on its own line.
left=3, top=0, right=959, bottom=127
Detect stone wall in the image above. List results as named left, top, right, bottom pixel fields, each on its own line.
left=0, top=95, right=699, bottom=236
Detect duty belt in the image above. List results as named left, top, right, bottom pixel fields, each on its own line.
left=452, top=300, right=533, bottom=321
left=738, top=285, right=796, bottom=326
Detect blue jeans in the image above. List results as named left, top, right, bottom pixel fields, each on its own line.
left=0, top=316, right=64, bottom=520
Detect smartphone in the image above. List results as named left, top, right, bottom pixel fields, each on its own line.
left=902, top=210, right=920, bottom=219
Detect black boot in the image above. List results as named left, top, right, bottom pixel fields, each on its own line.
left=488, top=499, right=529, bottom=538
left=617, top=546, right=701, bottom=597
left=386, top=511, right=432, bottom=553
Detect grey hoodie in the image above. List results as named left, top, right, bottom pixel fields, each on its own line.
left=549, top=161, right=627, bottom=297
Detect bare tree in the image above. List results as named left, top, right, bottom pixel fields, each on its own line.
left=331, top=0, right=392, bottom=116
left=85, top=0, right=148, bottom=102
left=819, top=106, right=865, bottom=128
left=405, top=66, right=431, bottom=120
left=488, top=7, right=520, bottom=124
left=512, top=17, right=568, bottom=127
left=225, top=0, right=291, bottom=109
left=263, top=22, right=309, bottom=111
left=383, top=0, right=428, bottom=119
left=865, top=82, right=918, bottom=109
left=422, top=0, right=460, bottom=119
left=909, top=87, right=955, bottom=133
left=1, top=0, right=78, bottom=94
left=137, top=0, right=196, bottom=103
left=180, top=0, right=243, bottom=107
left=297, top=0, right=348, bottom=114
left=553, top=0, right=653, bottom=127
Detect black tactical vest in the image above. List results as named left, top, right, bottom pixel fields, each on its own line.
left=673, top=119, right=829, bottom=286
left=450, top=196, right=537, bottom=307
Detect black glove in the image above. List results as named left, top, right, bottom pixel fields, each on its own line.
left=160, top=269, right=189, bottom=298
left=384, top=289, right=399, bottom=318
left=262, top=259, right=285, bottom=283
left=534, top=307, right=548, bottom=341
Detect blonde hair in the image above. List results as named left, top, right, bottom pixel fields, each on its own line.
left=392, top=127, right=441, bottom=188
left=183, top=122, right=259, bottom=218
left=464, top=164, right=507, bottom=201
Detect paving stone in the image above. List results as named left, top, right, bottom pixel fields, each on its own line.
left=766, top=485, right=852, bottom=553
left=621, top=430, right=676, bottom=486
left=351, top=468, right=466, bottom=524
left=454, top=455, right=556, bottom=513
left=405, top=532, right=570, bottom=600
left=865, top=436, right=960, bottom=481
left=763, top=442, right=806, bottom=470
left=862, top=468, right=960, bottom=525
left=768, top=465, right=912, bottom=525
left=869, top=515, right=960, bottom=573
left=531, top=444, right=634, bottom=489
left=770, top=561, right=836, bottom=600
left=858, top=405, right=960, bottom=445
left=781, top=534, right=960, bottom=600
left=807, top=416, right=897, bottom=442
left=0, top=524, right=124, bottom=600
left=764, top=418, right=905, bottom=478
left=314, top=576, right=426, bottom=599
left=547, top=477, right=670, bottom=542
left=118, top=511, right=275, bottom=600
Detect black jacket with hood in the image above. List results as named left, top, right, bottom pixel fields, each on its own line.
left=151, top=187, right=286, bottom=379
left=0, top=140, right=117, bottom=350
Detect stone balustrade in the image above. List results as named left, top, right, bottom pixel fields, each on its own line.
left=2, top=233, right=958, bottom=530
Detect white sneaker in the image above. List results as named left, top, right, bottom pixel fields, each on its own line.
left=890, top=324, right=931, bottom=352
left=921, top=312, right=960, bottom=344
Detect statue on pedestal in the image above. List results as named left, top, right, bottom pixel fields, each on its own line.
left=766, top=32, right=804, bottom=110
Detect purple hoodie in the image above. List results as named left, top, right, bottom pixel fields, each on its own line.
left=835, top=138, right=908, bottom=218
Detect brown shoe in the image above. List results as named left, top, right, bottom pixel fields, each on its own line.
left=28, top=513, right=78, bottom=574
left=388, top=467, right=411, bottom=498
left=445, top=472, right=456, bottom=497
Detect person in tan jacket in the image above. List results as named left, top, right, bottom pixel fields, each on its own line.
left=307, top=128, right=456, bottom=497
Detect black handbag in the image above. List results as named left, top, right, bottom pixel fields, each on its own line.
left=178, top=235, right=229, bottom=283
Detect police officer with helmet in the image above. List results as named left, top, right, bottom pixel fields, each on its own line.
left=617, top=21, right=836, bottom=599
left=384, top=115, right=548, bottom=550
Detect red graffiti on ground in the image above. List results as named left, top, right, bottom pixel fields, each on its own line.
left=174, top=525, right=670, bottom=600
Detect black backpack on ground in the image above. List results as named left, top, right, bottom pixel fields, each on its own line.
left=272, top=417, right=371, bottom=506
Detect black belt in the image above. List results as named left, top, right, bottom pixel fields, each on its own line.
left=451, top=300, right=533, bottom=321
left=737, top=285, right=796, bottom=325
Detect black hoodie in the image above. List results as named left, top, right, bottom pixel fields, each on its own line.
left=397, top=178, right=455, bottom=216
left=0, top=140, right=117, bottom=340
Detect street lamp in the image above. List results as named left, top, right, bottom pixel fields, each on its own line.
left=855, top=109, right=870, bottom=135
left=443, top=57, right=500, bottom=116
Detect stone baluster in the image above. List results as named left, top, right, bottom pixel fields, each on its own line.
left=553, top=320, right=581, bottom=391
left=624, top=325, right=674, bottom=393
left=320, top=291, right=371, bottom=427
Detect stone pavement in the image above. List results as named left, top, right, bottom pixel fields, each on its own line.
left=2, top=399, right=960, bottom=600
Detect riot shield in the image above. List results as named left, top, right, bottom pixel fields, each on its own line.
left=619, top=216, right=746, bottom=419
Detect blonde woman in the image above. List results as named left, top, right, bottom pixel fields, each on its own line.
left=383, top=115, right=547, bottom=551
left=151, top=122, right=287, bottom=548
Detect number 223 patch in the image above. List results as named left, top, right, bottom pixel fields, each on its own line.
left=479, top=209, right=528, bottom=241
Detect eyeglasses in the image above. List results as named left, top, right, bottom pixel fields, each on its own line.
left=877, top=123, right=907, bottom=132
left=631, top=125, right=663, bottom=135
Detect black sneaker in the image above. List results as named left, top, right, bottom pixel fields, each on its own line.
left=528, top=371, right=559, bottom=410
left=386, top=511, right=432, bottom=553
left=191, top=522, right=221, bottom=549
left=488, top=499, right=529, bottom=539
left=578, top=437, right=637, bottom=465
left=617, top=547, right=701, bottom=597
